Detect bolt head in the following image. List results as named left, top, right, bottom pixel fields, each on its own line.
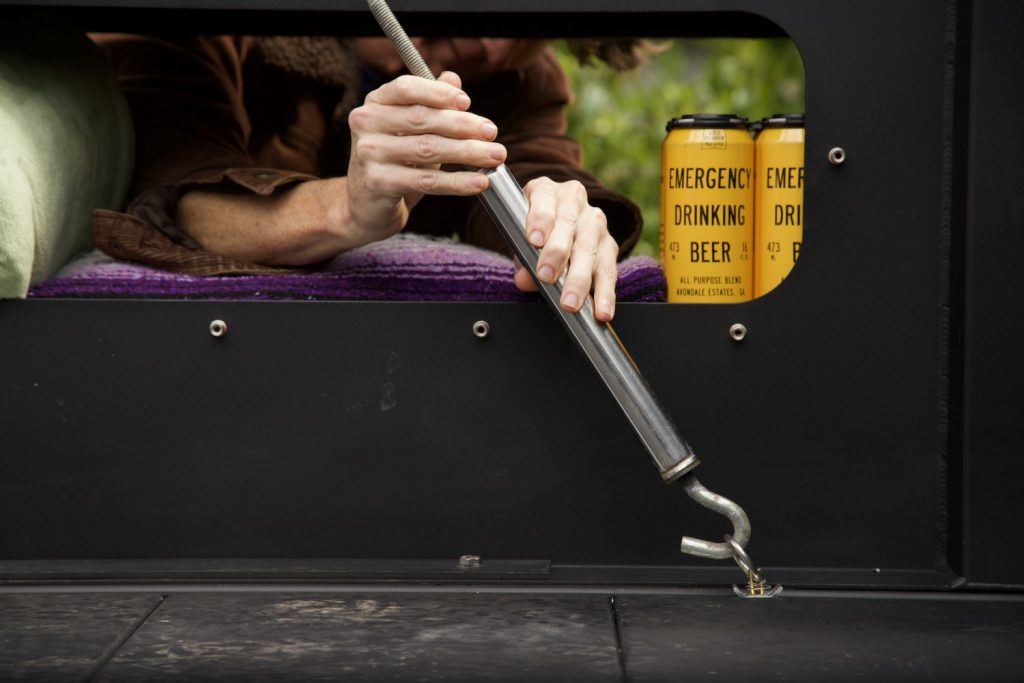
left=459, top=554, right=481, bottom=568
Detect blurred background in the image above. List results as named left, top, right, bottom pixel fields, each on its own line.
left=554, top=39, right=805, bottom=257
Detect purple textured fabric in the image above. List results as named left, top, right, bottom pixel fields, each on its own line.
left=28, top=234, right=667, bottom=302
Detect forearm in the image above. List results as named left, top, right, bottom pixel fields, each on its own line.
left=175, top=177, right=372, bottom=266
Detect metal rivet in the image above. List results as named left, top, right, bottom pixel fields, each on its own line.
left=459, top=554, right=481, bottom=568
left=729, top=324, right=747, bottom=342
left=828, top=147, right=846, bottom=165
left=209, top=320, right=228, bottom=338
left=472, top=320, right=490, bottom=339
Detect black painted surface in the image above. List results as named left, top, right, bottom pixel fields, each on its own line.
left=961, top=0, right=1024, bottom=586
left=0, top=593, right=163, bottom=682
left=91, top=592, right=620, bottom=682
left=617, top=592, right=1024, bottom=682
left=0, top=296, right=949, bottom=581
left=0, top=0, right=965, bottom=586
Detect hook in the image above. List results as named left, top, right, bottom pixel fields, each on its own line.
left=678, top=474, right=757, bottom=576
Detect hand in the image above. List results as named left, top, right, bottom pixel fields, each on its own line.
left=514, top=177, right=619, bottom=322
left=345, top=71, right=507, bottom=242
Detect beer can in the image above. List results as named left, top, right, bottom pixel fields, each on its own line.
left=661, top=114, right=754, bottom=303
left=754, top=113, right=805, bottom=297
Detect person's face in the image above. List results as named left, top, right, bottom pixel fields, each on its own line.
left=357, top=37, right=548, bottom=82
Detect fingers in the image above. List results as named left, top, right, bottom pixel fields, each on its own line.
left=357, top=163, right=490, bottom=197
left=519, top=178, right=620, bottom=321
left=348, top=70, right=504, bottom=204
left=513, top=257, right=538, bottom=292
left=351, top=103, right=499, bottom=142
left=360, top=72, right=496, bottom=140
left=524, top=178, right=584, bottom=281
left=365, top=72, right=469, bottom=110
left=590, top=235, right=619, bottom=321
left=354, top=132, right=506, bottom=169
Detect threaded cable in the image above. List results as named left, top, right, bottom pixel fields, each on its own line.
left=366, top=0, right=436, bottom=80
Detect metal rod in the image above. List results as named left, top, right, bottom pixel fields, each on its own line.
left=363, top=1, right=765, bottom=582
left=366, top=0, right=435, bottom=80
left=364, top=1, right=700, bottom=482
left=477, top=166, right=700, bottom=482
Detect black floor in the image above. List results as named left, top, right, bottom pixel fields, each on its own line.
left=2, top=587, right=1023, bottom=682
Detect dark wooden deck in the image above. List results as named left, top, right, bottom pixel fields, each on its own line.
left=4, top=586, right=1023, bottom=681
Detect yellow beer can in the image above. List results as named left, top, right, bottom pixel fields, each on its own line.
left=754, top=113, right=805, bottom=297
left=661, top=114, right=754, bottom=303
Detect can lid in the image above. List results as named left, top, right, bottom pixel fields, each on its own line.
left=666, top=114, right=749, bottom=131
left=761, top=113, right=805, bottom=128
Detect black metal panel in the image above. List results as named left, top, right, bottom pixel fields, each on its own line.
left=0, top=1, right=905, bottom=39
left=0, top=558, right=551, bottom=583
left=962, top=0, right=1024, bottom=587
left=0, top=0, right=964, bottom=586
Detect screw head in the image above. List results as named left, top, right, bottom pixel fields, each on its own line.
left=209, top=320, right=228, bottom=338
left=729, top=323, right=748, bottom=342
left=828, top=147, right=847, bottom=165
left=472, top=320, right=490, bottom=339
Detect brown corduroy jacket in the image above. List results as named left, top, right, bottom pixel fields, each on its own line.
left=89, top=35, right=642, bottom=275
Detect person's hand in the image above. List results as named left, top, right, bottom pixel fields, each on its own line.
left=345, top=71, right=506, bottom=242
left=513, top=177, right=620, bottom=322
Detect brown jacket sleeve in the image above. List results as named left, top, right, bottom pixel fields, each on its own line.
left=91, top=37, right=640, bottom=273
left=89, top=34, right=315, bottom=271
left=405, top=49, right=642, bottom=259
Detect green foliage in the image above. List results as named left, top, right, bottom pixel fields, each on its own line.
left=556, top=39, right=805, bottom=256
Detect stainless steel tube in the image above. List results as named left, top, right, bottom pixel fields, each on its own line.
left=478, top=166, right=700, bottom=482
left=364, top=0, right=700, bottom=483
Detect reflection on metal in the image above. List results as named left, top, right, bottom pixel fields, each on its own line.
left=459, top=555, right=481, bottom=568
left=209, top=320, right=227, bottom=338
left=472, top=321, right=491, bottom=339
left=828, top=147, right=847, bottom=165
left=729, top=323, right=748, bottom=342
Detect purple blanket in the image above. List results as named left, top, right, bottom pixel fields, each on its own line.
left=28, top=234, right=666, bottom=302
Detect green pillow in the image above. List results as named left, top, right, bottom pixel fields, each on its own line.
left=0, top=10, right=133, bottom=298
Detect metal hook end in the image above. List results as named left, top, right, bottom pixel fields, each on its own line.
left=677, top=474, right=780, bottom=596
left=678, top=474, right=751, bottom=561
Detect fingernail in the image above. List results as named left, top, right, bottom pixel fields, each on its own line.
left=456, top=93, right=471, bottom=109
left=598, top=299, right=613, bottom=319
left=489, top=144, right=506, bottom=162
left=472, top=174, right=488, bottom=190
left=481, top=122, right=498, bottom=139
left=563, top=292, right=580, bottom=310
left=529, top=230, right=544, bottom=246
left=538, top=265, right=555, bottom=282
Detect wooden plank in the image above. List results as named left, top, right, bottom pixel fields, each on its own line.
left=94, top=592, right=621, bottom=681
left=616, top=591, right=1024, bottom=681
left=0, top=593, right=163, bottom=682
